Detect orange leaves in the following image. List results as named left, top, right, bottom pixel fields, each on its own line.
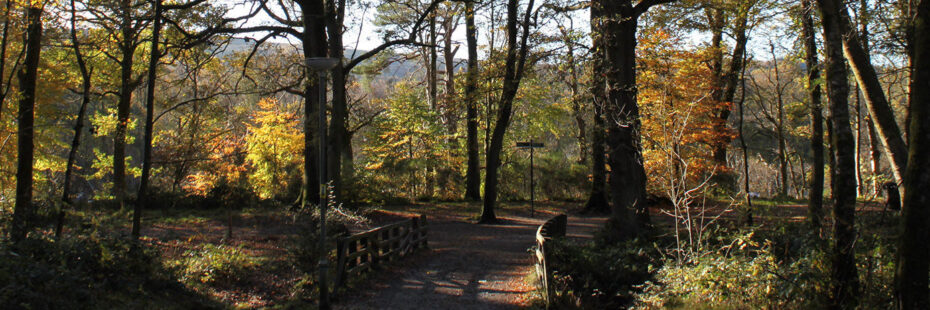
left=638, top=26, right=729, bottom=192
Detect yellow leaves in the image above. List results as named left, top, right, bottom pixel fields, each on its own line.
left=244, top=97, right=303, bottom=199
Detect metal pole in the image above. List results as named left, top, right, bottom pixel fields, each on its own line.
left=318, top=70, right=330, bottom=310
left=530, top=139, right=535, bottom=218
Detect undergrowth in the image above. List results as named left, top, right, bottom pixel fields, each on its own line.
left=0, top=234, right=219, bottom=309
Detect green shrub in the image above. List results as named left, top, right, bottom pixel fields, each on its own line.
left=0, top=235, right=216, bottom=309
left=169, top=243, right=258, bottom=287
left=544, top=238, right=659, bottom=309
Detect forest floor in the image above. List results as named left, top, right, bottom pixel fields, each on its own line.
left=334, top=202, right=606, bottom=310
left=63, top=201, right=601, bottom=308
left=55, top=198, right=888, bottom=308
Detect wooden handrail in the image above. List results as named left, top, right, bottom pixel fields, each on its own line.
left=534, top=214, right=567, bottom=308
left=334, top=214, right=428, bottom=288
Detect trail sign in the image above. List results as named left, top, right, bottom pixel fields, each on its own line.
left=516, top=142, right=545, bottom=148
left=516, top=140, right=545, bottom=217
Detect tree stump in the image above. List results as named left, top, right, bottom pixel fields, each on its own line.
left=883, top=182, right=901, bottom=211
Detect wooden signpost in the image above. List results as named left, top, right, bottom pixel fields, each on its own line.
left=516, top=140, right=544, bottom=217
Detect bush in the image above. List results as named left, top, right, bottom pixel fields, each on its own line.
left=0, top=235, right=217, bottom=309
left=169, top=243, right=259, bottom=288
left=635, top=219, right=897, bottom=309
left=543, top=238, right=660, bottom=308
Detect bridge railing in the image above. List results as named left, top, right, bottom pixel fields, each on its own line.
left=534, top=213, right=567, bottom=308
left=334, top=214, right=428, bottom=288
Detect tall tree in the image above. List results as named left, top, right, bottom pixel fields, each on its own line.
left=135, top=0, right=163, bottom=239
left=111, top=0, right=147, bottom=210
left=584, top=1, right=608, bottom=214
left=817, top=0, right=860, bottom=307
left=835, top=0, right=908, bottom=191
left=325, top=0, right=348, bottom=201
left=802, top=0, right=824, bottom=229
left=10, top=0, right=44, bottom=243
left=895, top=1, right=930, bottom=307
left=479, top=0, right=535, bottom=224
left=708, top=1, right=751, bottom=171
left=58, top=0, right=94, bottom=238
left=0, top=0, right=13, bottom=119
left=463, top=0, right=481, bottom=201
left=301, top=0, right=327, bottom=208
left=595, top=0, right=675, bottom=240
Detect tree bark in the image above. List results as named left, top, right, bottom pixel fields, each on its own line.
left=835, top=2, right=908, bottom=190
left=135, top=0, right=163, bottom=239
left=895, top=1, right=930, bottom=308
left=439, top=8, right=458, bottom=195
left=480, top=0, right=534, bottom=224
left=596, top=0, right=673, bottom=241
left=58, top=0, right=93, bottom=239
left=424, top=11, right=438, bottom=199
left=817, top=0, right=860, bottom=307
left=113, top=0, right=136, bottom=210
left=584, top=2, right=608, bottom=214
left=464, top=0, right=481, bottom=201
left=770, top=43, right=789, bottom=199
left=712, top=4, right=750, bottom=169
left=300, top=0, right=327, bottom=207
left=803, top=0, right=824, bottom=229
left=559, top=23, right=587, bottom=165
left=10, top=3, right=43, bottom=243
left=867, top=117, right=880, bottom=195
left=0, top=0, right=13, bottom=121
left=326, top=0, right=348, bottom=202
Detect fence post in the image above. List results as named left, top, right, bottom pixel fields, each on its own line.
left=335, top=235, right=346, bottom=288
left=535, top=214, right=567, bottom=309
left=420, top=214, right=429, bottom=249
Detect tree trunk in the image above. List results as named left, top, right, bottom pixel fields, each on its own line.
left=300, top=0, right=327, bottom=207
left=10, top=3, right=42, bottom=243
left=584, top=1, right=608, bottom=214
left=560, top=24, right=587, bottom=165
left=439, top=9, right=458, bottom=195
left=867, top=117, right=880, bottom=195
left=0, top=0, right=13, bottom=121
left=597, top=0, right=669, bottom=241
left=895, top=1, right=930, bottom=308
left=817, top=0, right=860, bottom=307
left=58, top=0, right=93, bottom=239
left=835, top=2, right=908, bottom=191
left=712, top=5, right=750, bottom=169
left=135, top=0, right=163, bottom=239
left=480, top=0, right=534, bottom=224
left=326, top=0, right=347, bottom=202
left=803, top=0, right=825, bottom=229
left=771, top=43, right=789, bottom=199
left=424, top=12, right=437, bottom=199
left=114, top=0, right=137, bottom=211
left=464, top=0, right=481, bottom=201
left=737, top=47, right=752, bottom=225
left=10, top=4, right=42, bottom=243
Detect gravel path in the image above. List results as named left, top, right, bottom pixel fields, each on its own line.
left=336, top=209, right=606, bottom=310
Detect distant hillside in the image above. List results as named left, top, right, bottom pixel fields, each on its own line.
left=219, top=38, right=463, bottom=79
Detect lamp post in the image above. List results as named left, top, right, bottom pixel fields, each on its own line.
left=306, top=57, right=339, bottom=310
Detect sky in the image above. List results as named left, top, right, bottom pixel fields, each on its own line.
left=218, top=0, right=806, bottom=63
left=222, top=0, right=591, bottom=60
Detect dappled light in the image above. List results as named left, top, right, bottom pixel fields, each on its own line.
left=2, top=0, right=929, bottom=308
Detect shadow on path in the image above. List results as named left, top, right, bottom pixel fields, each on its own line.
left=335, top=209, right=607, bottom=310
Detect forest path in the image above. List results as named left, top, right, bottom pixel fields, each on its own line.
left=335, top=204, right=606, bottom=310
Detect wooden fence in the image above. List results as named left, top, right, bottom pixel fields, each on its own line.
left=334, top=214, right=428, bottom=288
left=534, top=214, right=567, bottom=308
